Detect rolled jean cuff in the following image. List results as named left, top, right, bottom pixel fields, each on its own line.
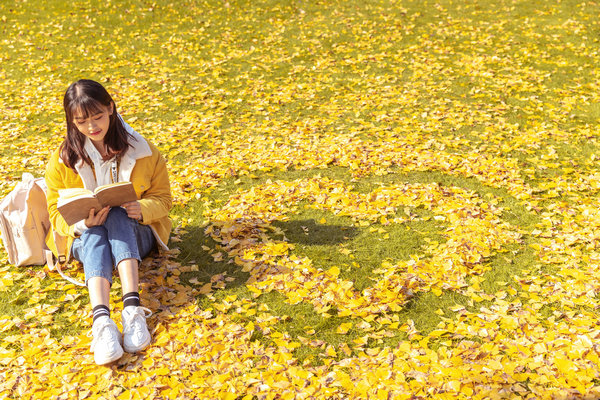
left=85, top=270, right=114, bottom=285
left=115, top=251, right=141, bottom=267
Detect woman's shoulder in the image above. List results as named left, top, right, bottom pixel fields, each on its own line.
left=126, top=131, right=162, bottom=157
left=145, top=139, right=162, bottom=156
left=47, top=146, right=65, bottom=168
left=143, top=140, right=167, bottom=166
left=45, top=145, right=76, bottom=181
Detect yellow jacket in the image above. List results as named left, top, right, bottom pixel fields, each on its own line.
left=45, top=134, right=172, bottom=260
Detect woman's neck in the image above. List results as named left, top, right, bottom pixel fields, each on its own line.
left=92, top=140, right=108, bottom=157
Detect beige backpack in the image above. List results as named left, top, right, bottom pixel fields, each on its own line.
left=0, top=173, right=50, bottom=266
left=0, top=173, right=84, bottom=286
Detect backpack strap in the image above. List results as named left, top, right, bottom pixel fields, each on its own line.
left=45, top=249, right=85, bottom=287
left=46, top=230, right=85, bottom=287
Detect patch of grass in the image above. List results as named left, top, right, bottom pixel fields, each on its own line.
left=176, top=224, right=250, bottom=290
left=171, top=165, right=543, bottom=357
left=273, top=205, right=445, bottom=292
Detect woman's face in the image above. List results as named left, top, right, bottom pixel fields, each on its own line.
left=72, top=102, right=113, bottom=145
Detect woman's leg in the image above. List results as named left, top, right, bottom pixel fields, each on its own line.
left=117, top=259, right=139, bottom=295
left=103, top=207, right=155, bottom=296
left=88, top=276, right=111, bottom=308
left=71, top=226, right=114, bottom=317
left=103, top=207, right=156, bottom=269
left=103, top=207, right=156, bottom=352
left=87, top=276, right=111, bottom=327
left=71, top=226, right=123, bottom=365
left=71, top=226, right=115, bottom=287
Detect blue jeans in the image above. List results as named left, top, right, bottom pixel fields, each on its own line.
left=71, top=207, right=156, bottom=285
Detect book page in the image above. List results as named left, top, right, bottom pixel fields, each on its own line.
left=95, top=182, right=137, bottom=208
left=57, top=188, right=93, bottom=200
left=57, top=195, right=103, bottom=225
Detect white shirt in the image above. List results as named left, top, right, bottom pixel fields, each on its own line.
left=83, top=139, right=118, bottom=189
left=73, top=140, right=119, bottom=235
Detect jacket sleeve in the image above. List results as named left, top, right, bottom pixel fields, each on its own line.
left=45, top=151, right=76, bottom=238
left=138, top=148, right=172, bottom=224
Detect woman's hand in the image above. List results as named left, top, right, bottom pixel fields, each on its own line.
left=84, top=206, right=110, bottom=227
left=122, top=201, right=143, bottom=221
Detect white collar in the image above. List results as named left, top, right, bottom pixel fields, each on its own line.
left=83, top=138, right=113, bottom=165
left=117, top=113, right=152, bottom=160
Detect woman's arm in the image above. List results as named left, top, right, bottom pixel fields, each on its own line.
left=45, top=151, right=77, bottom=238
left=137, top=149, right=172, bottom=224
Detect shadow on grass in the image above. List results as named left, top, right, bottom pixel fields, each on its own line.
left=176, top=219, right=358, bottom=291
left=174, top=225, right=249, bottom=291
left=272, top=219, right=359, bottom=246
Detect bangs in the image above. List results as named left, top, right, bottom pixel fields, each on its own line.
left=70, top=96, right=107, bottom=120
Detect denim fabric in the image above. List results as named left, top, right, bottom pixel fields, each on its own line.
left=71, top=207, right=156, bottom=285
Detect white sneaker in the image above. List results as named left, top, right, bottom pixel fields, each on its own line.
left=89, top=316, right=123, bottom=365
left=121, top=306, right=152, bottom=353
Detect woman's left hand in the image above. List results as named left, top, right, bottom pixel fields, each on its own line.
left=122, top=201, right=143, bottom=221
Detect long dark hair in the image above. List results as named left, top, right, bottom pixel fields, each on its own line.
left=60, top=79, right=133, bottom=170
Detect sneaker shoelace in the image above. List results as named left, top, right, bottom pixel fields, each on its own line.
left=123, top=307, right=152, bottom=333
left=88, top=319, right=119, bottom=349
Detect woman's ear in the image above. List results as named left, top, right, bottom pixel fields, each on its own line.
left=109, top=101, right=115, bottom=115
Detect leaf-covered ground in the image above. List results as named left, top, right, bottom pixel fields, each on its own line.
left=2, top=0, right=600, bottom=398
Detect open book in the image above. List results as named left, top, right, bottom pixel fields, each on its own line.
left=57, top=182, right=137, bottom=225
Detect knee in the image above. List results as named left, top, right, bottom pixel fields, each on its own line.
left=105, top=207, right=129, bottom=225
left=81, top=225, right=108, bottom=241
left=75, top=226, right=109, bottom=258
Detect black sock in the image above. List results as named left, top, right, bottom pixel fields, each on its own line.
left=122, top=292, right=140, bottom=308
left=92, top=305, right=110, bottom=323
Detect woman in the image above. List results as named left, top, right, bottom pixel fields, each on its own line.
left=45, top=79, right=172, bottom=365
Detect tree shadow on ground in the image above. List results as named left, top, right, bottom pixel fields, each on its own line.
left=173, top=219, right=359, bottom=292
left=174, top=225, right=249, bottom=290
left=272, top=219, right=359, bottom=246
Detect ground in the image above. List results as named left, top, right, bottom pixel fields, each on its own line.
left=1, top=0, right=600, bottom=398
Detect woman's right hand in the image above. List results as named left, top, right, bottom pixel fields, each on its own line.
left=84, top=206, right=110, bottom=227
